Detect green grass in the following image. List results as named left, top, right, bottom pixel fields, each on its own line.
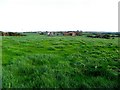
left=1, top=34, right=119, bottom=88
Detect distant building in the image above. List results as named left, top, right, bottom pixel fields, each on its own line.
left=63, top=32, right=76, bottom=36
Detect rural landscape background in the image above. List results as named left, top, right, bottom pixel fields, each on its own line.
left=1, top=31, right=119, bottom=88
left=0, top=0, right=119, bottom=88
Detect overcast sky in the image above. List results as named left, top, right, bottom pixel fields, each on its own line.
left=0, top=0, right=119, bottom=32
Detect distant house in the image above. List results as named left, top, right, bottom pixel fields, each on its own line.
left=49, top=32, right=63, bottom=36
left=47, top=32, right=54, bottom=36
left=63, top=32, right=77, bottom=36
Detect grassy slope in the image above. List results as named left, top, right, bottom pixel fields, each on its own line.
left=2, top=34, right=119, bottom=88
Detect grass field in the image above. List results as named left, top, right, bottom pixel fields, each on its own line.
left=1, top=34, right=119, bottom=88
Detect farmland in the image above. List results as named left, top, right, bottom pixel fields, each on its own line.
left=1, top=33, right=119, bottom=88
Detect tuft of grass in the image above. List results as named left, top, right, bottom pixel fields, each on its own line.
left=54, top=45, right=65, bottom=49
left=47, top=46, right=56, bottom=50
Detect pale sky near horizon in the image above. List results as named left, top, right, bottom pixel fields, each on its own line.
left=0, top=0, right=119, bottom=32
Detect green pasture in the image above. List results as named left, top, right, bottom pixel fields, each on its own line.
left=1, top=34, right=119, bottom=88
